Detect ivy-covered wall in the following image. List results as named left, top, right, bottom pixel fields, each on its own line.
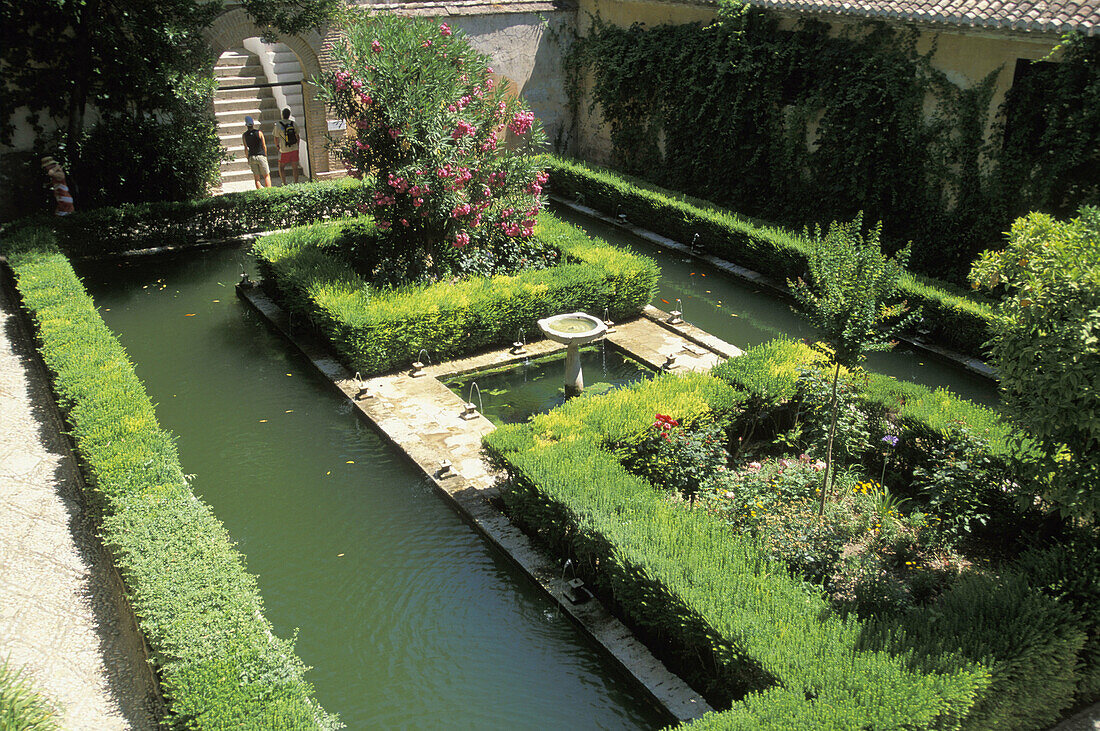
left=566, top=0, right=1100, bottom=282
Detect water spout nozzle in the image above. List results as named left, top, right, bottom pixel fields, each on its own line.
left=602, top=308, right=616, bottom=334
left=460, top=401, right=479, bottom=420
left=410, top=361, right=426, bottom=377
left=662, top=353, right=679, bottom=371
left=353, top=371, right=371, bottom=400
left=438, top=459, right=454, bottom=477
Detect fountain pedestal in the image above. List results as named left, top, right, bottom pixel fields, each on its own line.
left=537, top=313, right=608, bottom=396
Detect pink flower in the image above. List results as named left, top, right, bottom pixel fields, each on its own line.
left=451, top=120, right=476, bottom=139
left=400, top=218, right=409, bottom=227
left=747, top=461, right=762, bottom=471
left=422, top=39, right=433, bottom=48
left=371, top=40, right=383, bottom=54
left=509, top=110, right=535, bottom=136
left=360, top=93, right=373, bottom=106
left=453, top=232, right=470, bottom=247
left=452, top=203, right=472, bottom=217
left=440, top=22, right=452, bottom=36
left=388, top=128, right=401, bottom=140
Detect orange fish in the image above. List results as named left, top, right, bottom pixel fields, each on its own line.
left=661, top=299, right=669, bottom=304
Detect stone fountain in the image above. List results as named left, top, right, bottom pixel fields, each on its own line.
left=537, top=312, right=608, bottom=396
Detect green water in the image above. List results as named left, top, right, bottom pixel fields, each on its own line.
left=77, top=249, right=669, bottom=730
left=552, top=204, right=999, bottom=407
left=447, top=346, right=652, bottom=425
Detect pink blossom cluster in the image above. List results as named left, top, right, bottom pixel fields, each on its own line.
left=479, top=131, right=498, bottom=152
left=386, top=174, right=410, bottom=193
left=451, top=120, right=476, bottom=139
left=422, top=39, right=433, bottom=48
left=371, top=40, right=383, bottom=54
left=334, top=70, right=353, bottom=91
left=372, top=191, right=396, bottom=207
left=453, top=232, right=470, bottom=248
left=388, top=128, right=401, bottom=140
left=498, top=208, right=535, bottom=237
left=509, top=110, right=535, bottom=136
left=451, top=203, right=472, bottom=218
left=488, top=171, right=506, bottom=186
left=440, top=22, right=452, bottom=36
left=526, top=171, right=549, bottom=195
left=355, top=140, right=370, bottom=150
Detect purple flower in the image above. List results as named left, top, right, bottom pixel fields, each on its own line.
left=882, top=434, right=899, bottom=447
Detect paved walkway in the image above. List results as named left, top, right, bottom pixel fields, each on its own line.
left=0, top=277, right=159, bottom=728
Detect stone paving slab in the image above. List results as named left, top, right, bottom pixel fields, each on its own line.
left=0, top=271, right=160, bottom=729
left=238, top=282, right=715, bottom=724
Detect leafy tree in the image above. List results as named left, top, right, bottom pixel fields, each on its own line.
left=0, top=0, right=338, bottom=209
left=789, top=214, right=920, bottom=514
left=970, top=206, right=1100, bottom=519
left=316, top=11, right=548, bottom=279
left=244, top=0, right=343, bottom=41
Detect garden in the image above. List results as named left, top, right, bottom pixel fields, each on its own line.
left=2, top=5, right=1098, bottom=731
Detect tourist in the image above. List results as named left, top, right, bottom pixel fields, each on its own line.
left=41, top=156, right=74, bottom=216
left=273, top=108, right=301, bottom=186
left=242, top=115, right=271, bottom=188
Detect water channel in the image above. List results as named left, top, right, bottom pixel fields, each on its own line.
left=550, top=204, right=999, bottom=407
left=77, top=249, right=669, bottom=730
left=75, top=204, right=997, bottom=727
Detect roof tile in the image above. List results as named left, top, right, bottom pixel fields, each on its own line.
left=749, top=0, right=1100, bottom=34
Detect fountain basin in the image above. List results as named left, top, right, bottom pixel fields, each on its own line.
left=537, top=313, right=608, bottom=396
left=537, top=313, right=607, bottom=345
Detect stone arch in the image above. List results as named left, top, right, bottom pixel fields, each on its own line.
left=204, top=9, right=331, bottom=179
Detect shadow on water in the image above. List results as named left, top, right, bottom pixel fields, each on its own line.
left=76, top=246, right=669, bottom=730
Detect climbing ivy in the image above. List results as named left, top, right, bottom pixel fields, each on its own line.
left=566, top=2, right=1100, bottom=282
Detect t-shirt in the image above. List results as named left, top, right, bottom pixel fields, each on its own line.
left=276, top=120, right=299, bottom=151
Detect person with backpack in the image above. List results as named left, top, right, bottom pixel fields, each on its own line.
left=274, top=108, right=301, bottom=186
left=242, top=115, right=271, bottom=188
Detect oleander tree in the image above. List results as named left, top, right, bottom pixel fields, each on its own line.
left=970, top=206, right=1100, bottom=519
left=789, top=214, right=920, bottom=514
left=315, top=11, right=549, bottom=277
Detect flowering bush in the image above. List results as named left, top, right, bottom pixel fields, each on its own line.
left=626, top=414, right=727, bottom=503
left=317, top=12, right=548, bottom=280
left=703, top=457, right=965, bottom=616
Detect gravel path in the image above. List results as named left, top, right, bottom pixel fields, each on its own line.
left=0, top=275, right=160, bottom=729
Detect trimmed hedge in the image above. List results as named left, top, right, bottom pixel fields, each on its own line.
left=485, top=373, right=988, bottom=728
left=3, top=229, right=336, bottom=729
left=542, top=155, right=997, bottom=359
left=486, top=349, right=1095, bottom=728
left=3, top=178, right=370, bottom=258
left=252, top=212, right=660, bottom=375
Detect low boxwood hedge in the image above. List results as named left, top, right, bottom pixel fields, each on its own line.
left=485, top=348, right=1094, bottom=728
left=251, top=212, right=660, bottom=376
left=542, top=155, right=997, bottom=360
left=3, top=178, right=371, bottom=258
left=2, top=228, right=336, bottom=729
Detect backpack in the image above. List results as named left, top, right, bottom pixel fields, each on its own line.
left=282, top=120, right=298, bottom=146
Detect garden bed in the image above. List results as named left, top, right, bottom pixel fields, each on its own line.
left=484, top=339, right=1099, bottom=728
left=251, top=212, right=660, bottom=376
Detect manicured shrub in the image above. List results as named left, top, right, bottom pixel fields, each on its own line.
left=542, top=155, right=996, bottom=358
left=252, top=212, right=659, bottom=375
left=864, top=572, right=1087, bottom=730
left=1, top=177, right=371, bottom=258
left=3, top=230, right=335, bottom=729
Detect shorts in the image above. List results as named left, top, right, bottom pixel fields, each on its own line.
left=279, top=149, right=299, bottom=164
left=248, top=155, right=270, bottom=176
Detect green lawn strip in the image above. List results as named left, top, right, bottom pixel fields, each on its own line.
left=541, top=155, right=995, bottom=359
left=3, top=228, right=336, bottom=730
left=251, top=211, right=660, bottom=375
left=2, top=178, right=371, bottom=258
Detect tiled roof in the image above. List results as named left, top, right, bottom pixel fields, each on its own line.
left=749, top=0, right=1100, bottom=35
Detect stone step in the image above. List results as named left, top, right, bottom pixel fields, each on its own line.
left=214, top=87, right=266, bottom=101
left=215, top=64, right=263, bottom=79
left=220, top=156, right=281, bottom=175
left=214, top=97, right=278, bottom=113
left=215, top=105, right=278, bottom=122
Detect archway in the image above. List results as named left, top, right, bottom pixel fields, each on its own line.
left=205, top=9, right=329, bottom=191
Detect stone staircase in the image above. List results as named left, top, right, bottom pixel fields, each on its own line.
left=215, top=44, right=308, bottom=191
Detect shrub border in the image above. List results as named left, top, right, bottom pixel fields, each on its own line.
left=1, top=226, right=335, bottom=729
left=251, top=212, right=661, bottom=376
left=541, top=155, right=997, bottom=360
